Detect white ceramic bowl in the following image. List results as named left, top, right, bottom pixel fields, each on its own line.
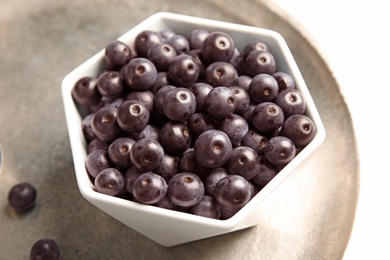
left=61, top=12, right=326, bottom=247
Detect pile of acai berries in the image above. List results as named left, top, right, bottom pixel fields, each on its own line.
left=72, top=28, right=316, bottom=220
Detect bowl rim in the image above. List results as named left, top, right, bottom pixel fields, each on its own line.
left=61, top=11, right=326, bottom=229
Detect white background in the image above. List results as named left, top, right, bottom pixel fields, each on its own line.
left=270, top=0, right=390, bottom=259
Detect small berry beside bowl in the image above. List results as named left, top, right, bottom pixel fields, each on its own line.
left=62, top=12, right=325, bottom=247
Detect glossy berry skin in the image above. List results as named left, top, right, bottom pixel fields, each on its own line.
left=167, top=172, right=205, bottom=207
left=147, top=43, right=177, bottom=71
left=108, top=137, right=135, bottom=169
left=160, top=121, right=192, bottom=155
left=132, top=172, right=168, bottom=204
left=248, top=73, right=279, bottom=103
left=82, top=114, right=95, bottom=142
left=134, top=30, right=164, bottom=58
left=235, top=75, right=252, bottom=91
left=188, top=113, right=217, bottom=140
left=204, top=167, right=229, bottom=197
left=126, top=90, right=154, bottom=113
left=104, top=40, right=132, bottom=70
left=159, top=28, right=176, bottom=40
left=8, top=183, right=37, bottom=212
left=274, top=89, right=306, bottom=117
left=245, top=50, right=276, bottom=76
left=194, top=129, right=233, bottom=168
left=129, top=138, right=164, bottom=172
left=72, top=76, right=101, bottom=106
left=179, top=148, right=210, bottom=180
left=273, top=71, right=296, bottom=91
left=30, top=239, right=60, bottom=260
left=154, top=153, right=180, bottom=182
left=227, top=146, right=260, bottom=180
left=241, top=41, right=268, bottom=58
left=214, top=175, right=252, bottom=211
left=188, top=28, right=209, bottom=50
left=230, top=86, right=250, bottom=115
left=97, top=71, right=123, bottom=98
left=219, top=114, right=249, bottom=147
left=91, top=105, right=122, bottom=143
left=167, top=34, right=190, bottom=54
left=187, top=82, right=213, bottom=112
left=264, top=136, right=296, bottom=166
left=190, top=195, right=221, bottom=219
left=117, top=100, right=150, bottom=133
left=205, top=86, right=236, bottom=120
left=130, top=124, right=161, bottom=142
left=168, top=54, right=200, bottom=87
left=252, top=102, right=284, bottom=134
left=251, top=155, right=280, bottom=189
left=123, top=58, right=158, bottom=91
left=95, top=168, right=125, bottom=196
left=87, top=138, right=109, bottom=154
left=204, top=61, right=238, bottom=87
left=124, top=167, right=143, bottom=194
left=149, top=71, right=171, bottom=94
left=281, top=114, right=315, bottom=147
left=241, top=129, right=268, bottom=155
left=163, top=87, right=196, bottom=122
left=85, top=150, right=111, bottom=178
left=154, top=85, right=176, bottom=116
left=201, top=31, right=235, bottom=63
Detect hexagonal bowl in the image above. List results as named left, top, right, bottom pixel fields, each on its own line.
left=61, top=12, right=326, bottom=247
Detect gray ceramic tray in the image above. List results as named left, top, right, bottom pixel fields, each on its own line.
left=0, top=0, right=359, bottom=259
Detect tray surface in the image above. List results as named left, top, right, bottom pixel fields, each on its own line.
left=0, top=0, right=359, bottom=259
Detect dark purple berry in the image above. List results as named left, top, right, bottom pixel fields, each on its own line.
left=235, top=75, right=252, bottom=91
left=82, top=114, right=95, bottom=142
left=190, top=195, right=221, bottom=219
left=160, top=121, right=192, bottom=155
left=72, top=76, right=101, bottom=106
left=30, top=239, right=60, bottom=260
left=123, top=58, right=157, bottom=90
left=219, top=114, right=249, bottom=146
left=108, top=137, right=135, bottom=169
left=241, top=41, right=268, bottom=58
left=91, top=105, right=122, bottom=142
left=124, top=167, right=142, bottom=194
left=134, top=30, right=164, bottom=57
left=205, top=86, right=236, bottom=120
left=130, top=124, right=160, bottom=142
left=163, top=87, right=196, bottom=122
left=251, top=155, right=280, bottom=189
left=167, top=34, right=190, bottom=54
left=188, top=113, right=217, bottom=140
left=204, top=61, right=238, bottom=87
left=204, top=167, right=229, bottom=197
left=245, top=50, right=276, bottom=76
left=274, top=89, right=306, bottom=117
left=159, top=29, right=176, bottom=40
left=95, top=168, right=125, bottom=196
left=168, top=172, right=205, bottom=207
left=126, top=90, right=154, bottom=112
left=129, top=139, right=164, bottom=172
left=168, top=54, right=200, bottom=87
left=273, top=71, right=296, bottom=91
left=154, top=153, right=180, bottom=182
left=117, top=100, right=149, bottom=133
left=149, top=71, right=172, bottom=94
left=85, top=150, right=111, bottom=178
left=241, top=129, right=268, bottom=155
left=264, top=136, right=296, bottom=166
left=201, top=31, right=235, bottom=63
left=147, top=43, right=177, bottom=71
left=87, top=138, right=109, bottom=154
left=214, top=175, right=252, bottom=211
left=8, top=183, right=37, bottom=212
left=248, top=73, right=279, bottom=103
left=281, top=114, right=315, bottom=147
left=97, top=71, right=123, bottom=98
left=194, top=129, right=233, bottom=168
left=132, top=172, right=168, bottom=204
left=104, top=40, right=132, bottom=69
left=252, top=102, right=284, bottom=134
left=227, top=146, right=260, bottom=180
left=188, top=28, right=209, bottom=50
left=179, top=148, right=210, bottom=180
left=187, top=82, right=213, bottom=112
left=230, top=86, right=250, bottom=115
left=154, top=85, right=176, bottom=116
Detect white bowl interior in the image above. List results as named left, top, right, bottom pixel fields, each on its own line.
left=61, top=12, right=326, bottom=246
